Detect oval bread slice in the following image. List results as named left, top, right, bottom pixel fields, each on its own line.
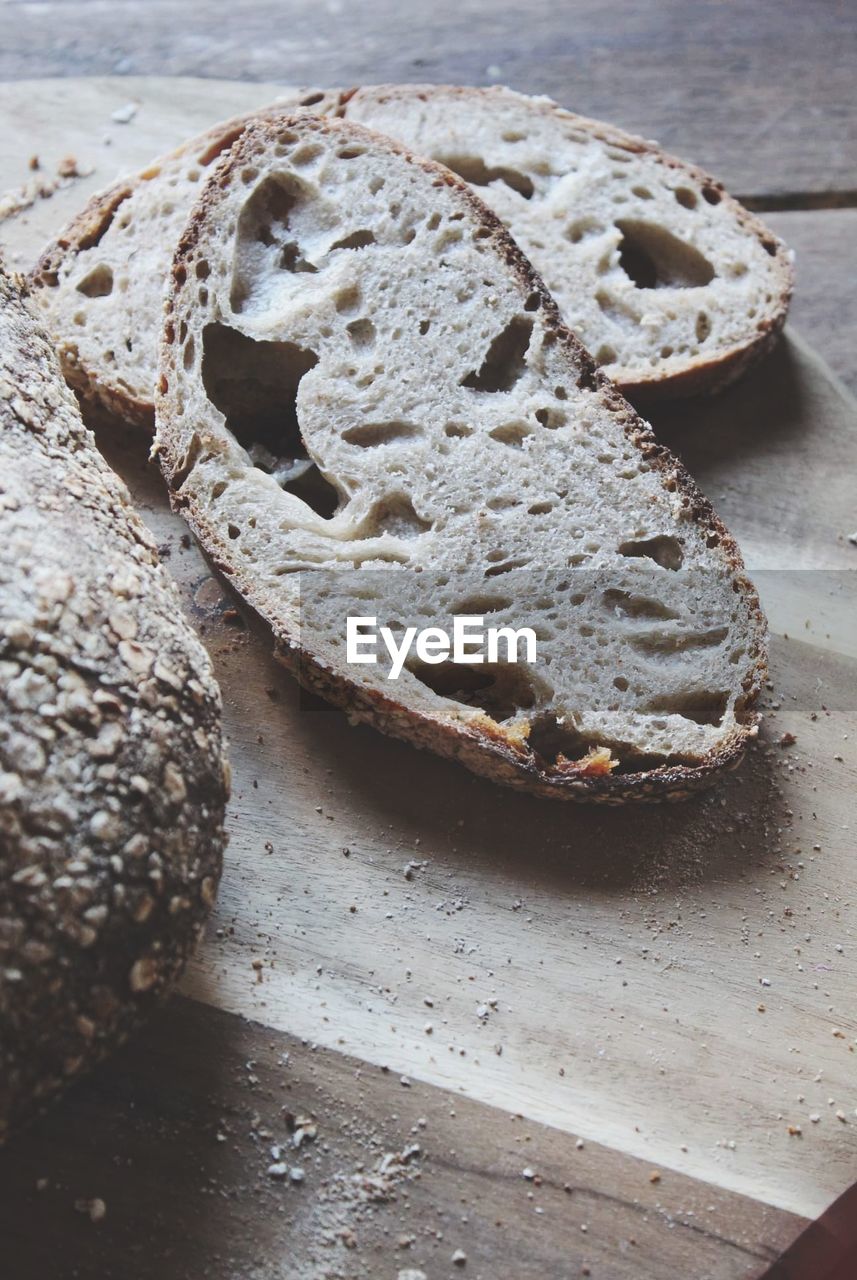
left=0, top=269, right=229, bottom=1138
left=155, top=113, right=766, bottom=802
left=340, top=85, right=794, bottom=399
left=31, top=85, right=792, bottom=423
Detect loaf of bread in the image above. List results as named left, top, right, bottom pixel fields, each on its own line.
left=30, top=85, right=792, bottom=423
left=0, top=269, right=229, bottom=1139
left=154, top=114, right=766, bottom=802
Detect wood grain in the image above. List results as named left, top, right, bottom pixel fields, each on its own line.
left=1, top=1, right=856, bottom=200
left=766, top=210, right=857, bottom=397
left=0, top=997, right=806, bottom=1280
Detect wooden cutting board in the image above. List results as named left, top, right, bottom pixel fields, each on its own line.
left=1, top=77, right=856, bottom=1276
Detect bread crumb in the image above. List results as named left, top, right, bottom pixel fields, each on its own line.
left=111, top=102, right=139, bottom=124
left=75, top=1197, right=106, bottom=1223
left=556, top=745, right=619, bottom=777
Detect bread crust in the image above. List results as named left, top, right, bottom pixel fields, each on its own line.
left=156, top=114, right=767, bottom=804
left=0, top=269, right=229, bottom=1138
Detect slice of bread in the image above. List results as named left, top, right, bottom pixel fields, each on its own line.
left=31, top=85, right=792, bottom=424
left=29, top=97, right=322, bottom=426
left=339, top=86, right=794, bottom=399
left=154, top=113, right=766, bottom=802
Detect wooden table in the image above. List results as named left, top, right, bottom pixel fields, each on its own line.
left=0, top=4, right=855, bottom=1275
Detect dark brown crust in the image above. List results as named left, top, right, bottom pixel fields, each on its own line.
left=156, top=114, right=767, bottom=804
left=338, top=84, right=795, bottom=401
left=0, top=270, right=229, bottom=1138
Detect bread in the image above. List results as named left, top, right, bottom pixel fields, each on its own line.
left=0, top=269, right=229, bottom=1139
left=30, top=85, right=792, bottom=422
left=29, top=105, right=302, bottom=427
left=154, top=113, right=766, bottom=803
left=338, top=85, right=794, bottom=399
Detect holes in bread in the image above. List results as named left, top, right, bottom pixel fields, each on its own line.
left=566, top=218, right=602, bottom=244
left=615, top=220, right=715, bottom=289
left=170, top=432, right=204, bottom=489
left=436, top=154, right=534, bottom=200
left=335, top=285, right=361, bottom=314
left=696, top=311, right=711, bottom=343
left=535, top=407, right=565, bottom=428
left=279, top=243, right=318, bottom=273
left=452, top=594, right=512, bottom=615
left=489, top=420, right=534, bottom=448
left=601, top=589, right=680, bottom=621
left=231, top=173, right=311, bottom=309
left=527, top=713, right=598, bottom=767
left=444, top=421, right=473, bottom=439
left=485, top=557, right=531, bottom=577
left=408, top=659, right=535, bottom=721
left=346, top=318, right=376, bottom=348
left=76, top=263, right=114, bottom=298
left=674, top=187, right=698, bottom=210
left=200, top=322, right=339, bottom=519
left=618, top=535, right=684, bottom=570
left=362, top=493, right=431, bottom=539
left=643, top=689, right=729, bottom=727
left=461, top=316, right=533, bottom=393
left=630, top=625, right=729, bottom=655
left=292, top=142, right=324, bottom=166
left=702, top=183, right=722, bottom=205
left=342, top=420, right=421, bottom=448
left=329, top=228, right=376, bottom=252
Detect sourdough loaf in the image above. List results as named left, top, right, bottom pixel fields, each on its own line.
left=154, top=114, right=766, bottom=802
left=0, top=269, right=228, bottom=1138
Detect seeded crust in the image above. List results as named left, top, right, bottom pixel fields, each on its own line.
left=30, top=86, right=791, bottom=425
left=0, top=270, right=229, bottom=1140
left=155, top=114, right=767, bottom=803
